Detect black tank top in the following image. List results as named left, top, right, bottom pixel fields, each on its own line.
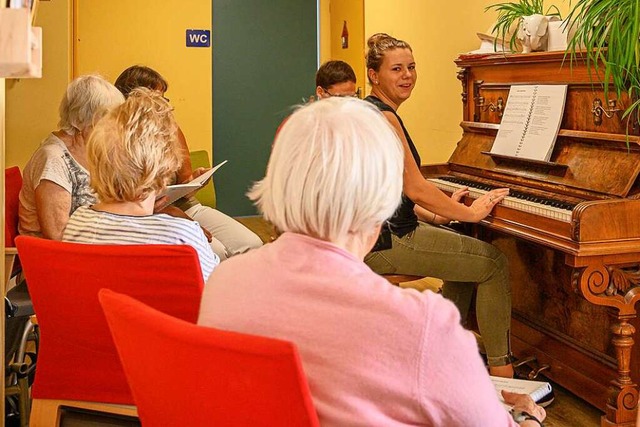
left=365, top=95, right=420, bottom=237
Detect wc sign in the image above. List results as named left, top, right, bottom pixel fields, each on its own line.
left=186, top=29, right=211, bottom=47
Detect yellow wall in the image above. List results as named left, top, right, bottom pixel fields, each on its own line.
left=319, top=0, right=331, bottom=64
left=329, top=0, right=365, bottom=93
left=5, top=0, right=72, bottom=169
left=363, top=0, right=571, bottom=164
left=74, top=0, right=211, bottom=156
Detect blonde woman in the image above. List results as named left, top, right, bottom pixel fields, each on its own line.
left=363, top=33, right=515, bottom=379
left=62, top=88, right=218, bottom=281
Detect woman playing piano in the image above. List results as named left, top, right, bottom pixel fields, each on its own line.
left=364, top=33, right=515, bottom=378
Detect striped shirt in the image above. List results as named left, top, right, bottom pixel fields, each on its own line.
left=63, top=206, right=219, bottom=281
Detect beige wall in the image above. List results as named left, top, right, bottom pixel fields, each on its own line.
left=5, top=0, right=72, bottom=169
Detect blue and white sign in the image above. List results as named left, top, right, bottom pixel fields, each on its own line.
left=186, top=29, right=211, bottom=48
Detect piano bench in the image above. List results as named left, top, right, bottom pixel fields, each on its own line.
left=383, top=274, right=423, bottom=286
left=383, top=275, right=444, bottom=293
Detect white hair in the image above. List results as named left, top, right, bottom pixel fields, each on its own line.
left=58, top=75, right=125, bottom=134
left=249, top=97, right=403, bottom=243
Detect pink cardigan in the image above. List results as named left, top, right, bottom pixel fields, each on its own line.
left=198, top=232, right=518, bottom=426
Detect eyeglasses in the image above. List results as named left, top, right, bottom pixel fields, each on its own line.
left=322, top=87, right=358, bottom=98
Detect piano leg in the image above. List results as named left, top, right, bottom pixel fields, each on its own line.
left=574, top=261, right=640, bottom=427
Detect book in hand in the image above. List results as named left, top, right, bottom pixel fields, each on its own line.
left=490, top=84, right=568, bottom=162
left=491, top=375, right=554, bottom=411
left=157, top=160, right=228, bottom=208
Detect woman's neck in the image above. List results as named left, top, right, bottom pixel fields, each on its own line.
left=332, top=226, right=381, bottom=260
left=54, top=129, right=90, bottom=169
left=92, top=193, right=157, bottom=217
left=370, top=87, right=402, bottom=111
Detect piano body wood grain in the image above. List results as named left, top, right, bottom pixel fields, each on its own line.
left=425, top=51, right=640, bottom=427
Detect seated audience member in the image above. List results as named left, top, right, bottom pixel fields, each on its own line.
left=19, top=75, right=124, bottom=240
left=114, top=65, right=263, bottom=260
left=274, top=60, right=358, bottom=139
left=62, top=88, right=218, bottom=281
left=313, top=60, right=358, bottom=99
left=198, top=98, right=545, bottom=426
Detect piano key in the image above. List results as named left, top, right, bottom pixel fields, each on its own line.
left=427, top=177, right=573, bottom=222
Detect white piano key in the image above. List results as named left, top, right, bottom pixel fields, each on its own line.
left=427, top=178, right=572, bottom=223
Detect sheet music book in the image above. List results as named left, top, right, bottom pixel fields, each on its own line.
left=490, top=84, right=568, bottom=161
left=158, top=160, right=228, bottom=207
left=491, top=375, right=554, bottom=411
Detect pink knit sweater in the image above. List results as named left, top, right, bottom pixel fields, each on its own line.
left=198, top=232, right=518, bottom=426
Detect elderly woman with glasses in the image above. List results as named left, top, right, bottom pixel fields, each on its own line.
left=198, top=97, right=545, bottom=426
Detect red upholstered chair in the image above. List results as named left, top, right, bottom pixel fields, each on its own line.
left=98, top=288, right=320, bottom=427
left=14, top=236, right=205, bottom=426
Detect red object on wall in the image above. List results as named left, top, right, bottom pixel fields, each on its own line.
left=341, top=20, right=348, bottom=49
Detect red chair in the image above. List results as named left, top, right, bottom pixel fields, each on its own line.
left=98, top=288, right=320, bottom=427
left=14, top=236, right=205, bottom=426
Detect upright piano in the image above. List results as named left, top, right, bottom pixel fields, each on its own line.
left=421, top=51, right=640, bottom=427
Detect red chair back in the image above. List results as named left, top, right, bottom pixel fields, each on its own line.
left=15, top=235, right=205, bottom=404
left=5, top=167, right=22, bottom=247
left=99, top=289, right=320, bottom=427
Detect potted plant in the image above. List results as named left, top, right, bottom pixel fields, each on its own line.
left=565, top=0, right=640, bottom=131
left=486, top=0, right=562, bottom=52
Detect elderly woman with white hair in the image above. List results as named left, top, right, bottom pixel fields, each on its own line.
left=19, top=75, right=125, bottom=240
left=198, top=98, right=545, bottom=426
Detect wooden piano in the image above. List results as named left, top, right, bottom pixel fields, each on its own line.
left=421, top=51, right=640, bottom=427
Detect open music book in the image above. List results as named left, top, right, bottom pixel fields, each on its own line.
left=491, top=375, right=554, bottom=411
left=490, top=84, right=568, bottom=162
left=158, top=160, right=228, bottom=207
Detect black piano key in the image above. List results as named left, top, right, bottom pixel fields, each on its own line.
left=438, top=176, right=577, bottom=210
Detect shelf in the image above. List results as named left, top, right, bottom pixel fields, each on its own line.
left=480, top=151, right=569, bottom=174
left=0, top=8, right=42, bottom=78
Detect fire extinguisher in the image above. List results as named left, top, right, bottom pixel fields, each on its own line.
left=341, top=20, right=348, bottom=49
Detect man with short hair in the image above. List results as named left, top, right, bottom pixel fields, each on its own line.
left=314, top=60, right=358, bottom=99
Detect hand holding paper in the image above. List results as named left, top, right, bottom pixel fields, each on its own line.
left=157, top=160, right=228, bottom=208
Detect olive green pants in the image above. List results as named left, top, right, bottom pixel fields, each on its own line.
left=364, top=222, right=512, bottom=367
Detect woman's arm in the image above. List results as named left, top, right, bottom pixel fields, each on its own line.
left=35, top=180, right=72, bottom=240
left=414, top=187, right=470, bottom=225
left=383, top=111, right=508, bottom=223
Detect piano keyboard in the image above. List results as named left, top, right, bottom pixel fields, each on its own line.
left=428, top=177, right=574, bottom=222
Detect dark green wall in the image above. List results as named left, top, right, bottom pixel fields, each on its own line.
left=212, top=0, right=318, bottom=216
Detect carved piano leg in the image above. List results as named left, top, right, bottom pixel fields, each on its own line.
left=576, top=263, right=640, bottom=427
left=603, top=313, right=638, bottom=426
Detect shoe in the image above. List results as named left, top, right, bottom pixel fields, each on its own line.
left=536, top=389, right=555, bottom=408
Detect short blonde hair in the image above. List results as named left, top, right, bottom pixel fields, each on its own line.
left=58, top=75, right=125, bottom=134
left=87, top=88, right=182, bottom=203
left=249, top=97, right=403, bottom=242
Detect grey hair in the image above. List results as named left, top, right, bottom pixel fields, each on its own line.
left=58, top=75, right=125, bottom=135
left=249, top=97, right=403, bottom=243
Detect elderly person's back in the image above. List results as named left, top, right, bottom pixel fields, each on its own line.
left=198, top=98, right=544, bottom=426
left=19, top=75, right=124, bottom=240
left=62, top=88, right=218, bottom=281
